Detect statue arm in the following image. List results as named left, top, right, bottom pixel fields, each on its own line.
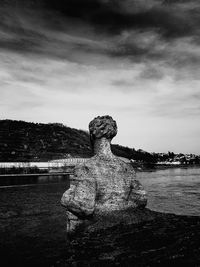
left=61, top=177, right=96, bottom=218
left=128, top=177, right=147, bottom=207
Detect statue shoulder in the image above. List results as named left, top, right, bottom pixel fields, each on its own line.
left=116, top=158, right=136, bottom=175
left=73, top=161, right=95, bottom=179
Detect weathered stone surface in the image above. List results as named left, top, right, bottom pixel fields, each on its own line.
left=61, top=115, right=147, bottom=232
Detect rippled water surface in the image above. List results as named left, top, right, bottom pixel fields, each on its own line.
left=137, top=167, right=200, bottom=216
left=1, top=167, right=199, bottom=216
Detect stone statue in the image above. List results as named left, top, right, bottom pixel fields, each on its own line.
left=61, top=115, right=147, bottom=233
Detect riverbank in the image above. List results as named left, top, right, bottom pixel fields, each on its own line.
left=0, top=182, right=200, bottom=266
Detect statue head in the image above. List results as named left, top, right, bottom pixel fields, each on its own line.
left=89, top=115, right=117, bottom=141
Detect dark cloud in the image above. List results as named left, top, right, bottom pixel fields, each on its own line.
left=139, top=65, right=164, bottom=80
left=2, top=0, right=200, bottom=38
left=112, top=79, right=134, bottom=88
left=40, top=0, right=200, bottom=38
left=0, top=0, right=199, bottom=70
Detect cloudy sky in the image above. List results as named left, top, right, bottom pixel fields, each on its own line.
left=1, top=0, right=200, bottom=154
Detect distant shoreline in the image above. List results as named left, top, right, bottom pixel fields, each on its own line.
left=136, top=163, right=200, bottom=172
left=1, top=161, right=200, bottom=173
left=155, top=163, right=200, bottom=169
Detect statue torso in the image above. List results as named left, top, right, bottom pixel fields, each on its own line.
left=73, top=156, right=145, bottom=214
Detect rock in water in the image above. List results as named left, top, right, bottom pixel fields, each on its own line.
left=61, top=115, right=147, bottom=233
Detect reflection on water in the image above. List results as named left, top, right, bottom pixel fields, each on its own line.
left=137, top=166, right=200, bottom=216
left=0, top=174, right=70, bottom=187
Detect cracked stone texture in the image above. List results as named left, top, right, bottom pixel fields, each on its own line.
left=61, top=116, right=147, bottom=232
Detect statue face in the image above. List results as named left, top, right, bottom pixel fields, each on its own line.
left=89, top=115, right=117, bottom=140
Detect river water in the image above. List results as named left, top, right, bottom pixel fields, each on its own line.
left=137, top=166, right=200, bottom=216
left=0, top=167, right=199, bottom=216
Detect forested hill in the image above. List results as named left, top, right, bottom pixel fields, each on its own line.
left=0, top=119, right=149, bottom=162
left=0, top=120, right=92, bottom=161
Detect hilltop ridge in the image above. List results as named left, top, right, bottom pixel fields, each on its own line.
left=0, top=119, right=199, bottom=165
left=0, top=119, right=141, bottom=162
left=0, top=120, right=92, bottom=161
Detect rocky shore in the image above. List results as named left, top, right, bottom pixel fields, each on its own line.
left=59, top=208, right=200, bottom=266
left=1, top=189, right=200, bottom=267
